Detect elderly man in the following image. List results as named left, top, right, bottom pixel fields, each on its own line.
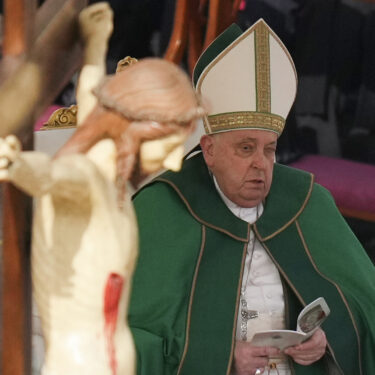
left=129, top=20, right=375, bottom=375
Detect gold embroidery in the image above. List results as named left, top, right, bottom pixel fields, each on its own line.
left=295, top=221, right=360, bottom=375
left=226, top=230, right=251, bottom=375
left=157, top=178, right=249, bottom=242
left=177, top=225, right=206, bottom=375
left=255, top=173, right=314, bottom=242
left=206, top=112, right=284, bottom=134
left=255, top=22, right=271, bottom=113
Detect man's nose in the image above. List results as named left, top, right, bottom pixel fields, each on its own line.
left=251, top=149, right=266, bottom=169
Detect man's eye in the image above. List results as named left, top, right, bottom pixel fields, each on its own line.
left=266, top=147, right=276, bottom=153
left=234, top=143, right=255, bottom=156
left=240, top=144, right=252, bottom=152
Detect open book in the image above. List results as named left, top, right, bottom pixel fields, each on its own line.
left=251, top=297, right=330, bottom=350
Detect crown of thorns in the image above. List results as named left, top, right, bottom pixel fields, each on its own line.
left=92, top=77, right=206, bottom=126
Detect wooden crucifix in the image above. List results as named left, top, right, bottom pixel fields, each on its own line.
left=0, top=1, right=88, bottom=374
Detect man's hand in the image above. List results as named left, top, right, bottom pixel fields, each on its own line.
left=0, top=135, right=21, bottom=180
left=234, top=340, right=280, bottom=375
left=284, top=328, right=327, bottom=365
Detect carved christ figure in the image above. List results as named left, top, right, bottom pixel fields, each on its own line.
left=0, top=4, right=204, bottom=375
left=0, top=58, right=203, bottom=375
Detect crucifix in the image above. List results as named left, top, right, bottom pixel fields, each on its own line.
left=0, top=1, right=88, bottom=374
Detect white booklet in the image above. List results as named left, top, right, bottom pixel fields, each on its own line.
left=251, top=297, right=330, bottom=350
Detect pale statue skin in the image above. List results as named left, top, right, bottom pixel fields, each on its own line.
left=0, top=3, right=203, bottom=375
left=201, top=130, right=327, bottom=375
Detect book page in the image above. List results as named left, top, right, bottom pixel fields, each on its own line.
left=250, top=297, right=330, bottom=350
left=297, top=297, right=330, bottom=334
left=251, top=329, right=308, bottom=350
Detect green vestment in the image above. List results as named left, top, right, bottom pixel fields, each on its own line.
left=129, top=153, right=375, bottom=375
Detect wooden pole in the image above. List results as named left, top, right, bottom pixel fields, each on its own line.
left=1, top=180, right=33, bottom=375
left=0, top=1, right=87, bottom=375
left=1, top=1, right=36, bottom=373
left=2, top=0, right=35, bottom=56
left=0, top=0, right=88, bottom=137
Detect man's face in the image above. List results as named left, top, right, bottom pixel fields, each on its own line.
left=201, top=129, right=277, bottom=208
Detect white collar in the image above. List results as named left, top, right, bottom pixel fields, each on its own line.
left=213, top=177, right=263, bottom=224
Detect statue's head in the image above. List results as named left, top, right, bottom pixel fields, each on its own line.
left=56, top=58, right=205, bottom=198
left=93, top=58, right=205, bottom=176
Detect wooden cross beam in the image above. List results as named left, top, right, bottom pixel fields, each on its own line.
left=0, top=0, right=88, bottom=137
left=0, top=1, right=88, bottom=374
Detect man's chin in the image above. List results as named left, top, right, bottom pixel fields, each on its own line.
left=238, top=200, right=263, bottom=208
left=236, top=191, right=266, bottom=208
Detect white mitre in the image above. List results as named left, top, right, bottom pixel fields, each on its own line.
left=193, top=19, right=297, bottom=137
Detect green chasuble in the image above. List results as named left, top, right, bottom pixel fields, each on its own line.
left=129, top=153, right=375, bottom=375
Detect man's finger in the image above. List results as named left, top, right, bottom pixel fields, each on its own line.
left=252, top=346, right=281, bottom=357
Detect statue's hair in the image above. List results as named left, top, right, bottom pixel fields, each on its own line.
left=93, top=58, right=205, bottom=125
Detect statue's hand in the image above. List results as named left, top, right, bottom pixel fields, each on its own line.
left=0, top=135, right=21, bottom=180
left=79, top=2, right=113, bottom=44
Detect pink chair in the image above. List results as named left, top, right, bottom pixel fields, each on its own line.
left=290, top=155, right=375, bottom=222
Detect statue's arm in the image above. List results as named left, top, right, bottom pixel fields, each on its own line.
left=0, top=135, right=88, bottom=200
left=0, top=135, right=49, bottom=197
left=76, top=2, right=113, bottom=124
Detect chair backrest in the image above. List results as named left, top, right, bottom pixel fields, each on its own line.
left=164, top=0, right=242, bottom=73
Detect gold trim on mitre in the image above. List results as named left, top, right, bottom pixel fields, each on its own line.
left=196, top=19, right=297, bottom=136
left=255, top=22, right=271, bottom=113
left=206, top=111, right=284, bottom=134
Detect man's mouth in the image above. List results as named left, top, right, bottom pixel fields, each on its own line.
left=250, top=177, right=264, bottom=183
left=244, top=178, right=264, bottom=187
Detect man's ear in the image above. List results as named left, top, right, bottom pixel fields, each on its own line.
left=200, top=135, right=215, bottom=168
